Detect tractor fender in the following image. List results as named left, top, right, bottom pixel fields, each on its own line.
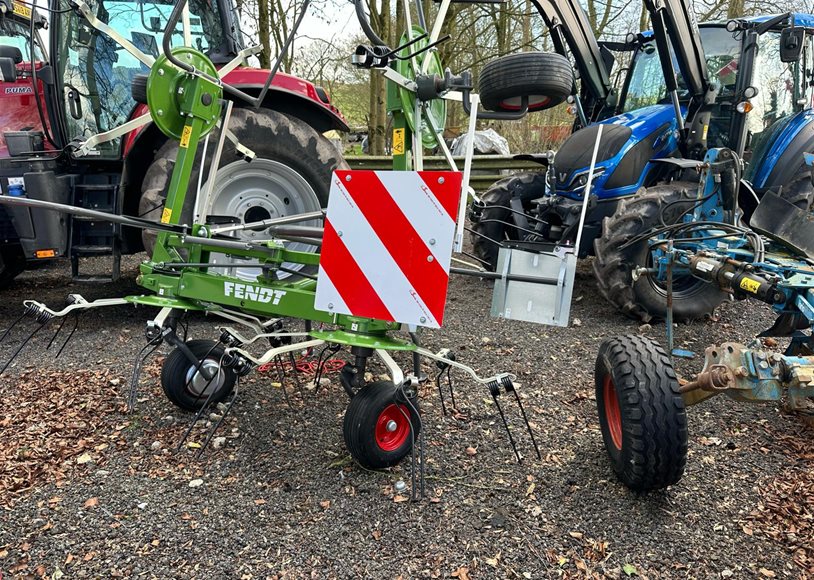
left=747, top=108, right=814, bottom=191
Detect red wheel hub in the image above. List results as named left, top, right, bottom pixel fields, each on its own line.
left=374, top=404, right=411, bottom=452
left=603, top=375, right=623, bottom=451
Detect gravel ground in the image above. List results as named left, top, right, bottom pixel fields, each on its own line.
left=0, top=254, right=812, bottom=579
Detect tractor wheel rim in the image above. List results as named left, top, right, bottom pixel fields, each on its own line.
left=375, top=404, right=411, bottom=452
left=185, top=359, right=225, bottom=397
left=204, top=159, right=322, bottom=281
left=603, top=375, right=623, bottom=451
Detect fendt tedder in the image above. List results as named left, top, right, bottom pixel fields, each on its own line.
left=0, top=0, right=577, bottom=496
left=471, top=0, right=814, bottom=321
left=0, top=0, right=347, bottom=287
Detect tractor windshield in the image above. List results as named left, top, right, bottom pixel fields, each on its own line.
left=621, top=24, right=813, bottom=154
left=56, top=0, right=237, bottom=156
left=0, top=16, right=46, bottom=61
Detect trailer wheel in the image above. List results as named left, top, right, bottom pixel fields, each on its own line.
left=161, top=339, right=236, bottom=411
left=139, top=108, right=347, bottom=279
left=593, top=182, right=726, bottom=322
left=0, top=244, right=25, bottom=289
left=595, top=335, right=688, bottom=491
left=479, top=52, right=573, bottom=113
left=470, top=172, right=545, bottom=270
left=343, top=381, right=420, bottom=469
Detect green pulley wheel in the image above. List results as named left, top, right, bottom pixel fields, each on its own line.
left=146, top=47, right=223, bottom=141
left=394, top=26, right=446, bottom=150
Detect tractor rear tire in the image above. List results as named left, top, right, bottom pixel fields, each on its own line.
left=343, top=381, right=421, bottom=469
left=139, top=108, right=347, bottom=277
left=479, top=52, right=573, bottom=113
left=593, top=182, right=727, bottom=322
left=470, top=173, right=544, bottom=270
left=595, top=335, right=688, bottom=491
left=161, top=339, right=236, bottom=411
left=0, top=244, right=25, bottom=289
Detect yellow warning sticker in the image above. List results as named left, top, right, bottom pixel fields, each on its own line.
left=739, top=277, right=760, bottom=294
left=180, top=125, right=193, bottom=149
left=12, top=2, right=32, bottom=19
left=702, top=124, right=709, bottom=141
left=161, top=208, right=172, bottom=224
left=392, top=128, right=405, bottom=155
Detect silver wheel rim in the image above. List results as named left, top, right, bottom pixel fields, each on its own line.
left=185, top=359, right=226, bottom=397
left=203, top=159, right=322, bottom=281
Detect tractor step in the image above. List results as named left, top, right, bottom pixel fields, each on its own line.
left=69, top=176, right=122, bottom=283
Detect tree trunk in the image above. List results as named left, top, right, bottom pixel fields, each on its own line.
left=727, top=0, right=745, bottom=19
left=257, top=0, right=271, bottom=68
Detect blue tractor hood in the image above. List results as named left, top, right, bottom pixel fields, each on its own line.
left=551, top=104, right=682, bottom=201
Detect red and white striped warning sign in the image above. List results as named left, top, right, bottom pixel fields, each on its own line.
left=315, top=170, right=463, bottom=328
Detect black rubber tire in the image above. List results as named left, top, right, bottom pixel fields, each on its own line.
left=131, top=73, right=148, bottom=105
left=776, top=172, right=814, bottom=210
left=343, top=381, right=421, bottom=469
left=139, top=108, right=348, bottom=254
left=161, top=339, right=236, bottom=411
left=595, top=335, right=688, bottom=491
left=479, top=52, right=573, bottom=113
left=470, top=172, right=545, bottom=270
left=0, top=244, right=26, bottom=289
left=593, top=182, right=726, bottom=322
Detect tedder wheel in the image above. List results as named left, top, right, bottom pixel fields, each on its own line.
left=593, top=182, right=727, bottom=322
left=0, top=243, right=26, bottom=289
left=343, top=381, right=421, bottom=469
left=595, top=335, right=688, bottom=491
left=161, top=339, right=236, bottom=411
left=470, top=172, right=545, bottom=271
left=139, top=108, right=348, bottom=279
left=479, top=52, right=573, bottom=113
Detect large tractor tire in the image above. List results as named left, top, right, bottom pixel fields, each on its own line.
left=139, top=108, right=347, bottom=278
left=479, top=52, right=573, bottom=113
left=595, top=335, right=688, bottom=491
left=470, top=172, right=545, bottom=270
left=0, top=244, right=26, bottom=289
left=593, top=182, right=727, bottom=322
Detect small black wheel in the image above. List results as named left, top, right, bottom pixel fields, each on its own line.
left=595, top=335, right=688, bottom=491
left=161, top=339, right=236, bottom=411
left=479, top=52, right=573, bottom=113
left=343, top=381, right=421, bottom=469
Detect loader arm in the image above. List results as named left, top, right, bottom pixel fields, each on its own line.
left=531, top=0, right=615, bottom=122
left=644, top=0, right=715, bottom=158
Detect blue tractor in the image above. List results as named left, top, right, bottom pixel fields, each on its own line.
left=471, top=1, right=814, bottom=323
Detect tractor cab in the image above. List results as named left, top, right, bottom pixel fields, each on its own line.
left=0, top=0, right=50, bottom=157
left=52, top=0, right=242, bottom=156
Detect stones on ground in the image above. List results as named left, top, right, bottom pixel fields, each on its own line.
left=213, top=436, right=227, bottom=449
left=150, top=441, right=161, bottom=451
left=188, top=479, right=204, bottom=488
left=638, top=323, right=652, bottom=333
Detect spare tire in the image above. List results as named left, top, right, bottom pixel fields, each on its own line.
left=479, top=52, right=573, bottom=113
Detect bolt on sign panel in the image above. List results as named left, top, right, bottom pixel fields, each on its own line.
left=315, top=170, right=463, bottom=328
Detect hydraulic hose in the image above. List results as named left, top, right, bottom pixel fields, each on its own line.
left=355, top=0, right=387, bottom=47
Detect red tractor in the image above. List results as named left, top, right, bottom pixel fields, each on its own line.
left=0, top=0, right=347, bottom=286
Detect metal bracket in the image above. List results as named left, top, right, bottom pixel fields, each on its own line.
left=70, top=0, right=155, bottom=67
left=218, top=45, right=265, bottom=77
left=74, top=113, right=152, bottom=157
